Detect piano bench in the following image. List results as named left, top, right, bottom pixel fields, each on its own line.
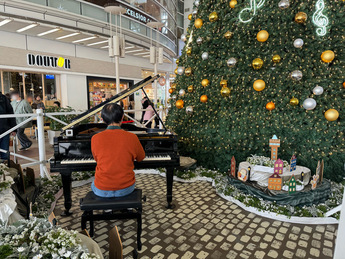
left=80, top=189, right=143, bottom=250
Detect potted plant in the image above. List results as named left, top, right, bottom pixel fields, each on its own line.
left=45, top=106, right=75, bottom=145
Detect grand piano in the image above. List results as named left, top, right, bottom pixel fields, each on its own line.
left=50, top=75, right=180, bottom=216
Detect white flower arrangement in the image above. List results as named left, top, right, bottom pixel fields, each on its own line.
left=0, top=217, right=100, bottom=259
left=0, top=163, right=13, bottom=193
left=246, top=155, right=289, bottom=168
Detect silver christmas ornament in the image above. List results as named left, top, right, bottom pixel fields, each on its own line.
left=192, top=10, right=197, bottom=16
left=194, top=0, right=200, bottom=7
left=177, top=66, right=185, bottom=75
left=167, top=103, right=172, bottom=109
left=227, top=58, right=237, bottom=67
left=278, top=0, right=290, bottom=9
left=313, top=85, right=324, bottom=95
left=179, top=89, right=186, bottom=96
left=202, top=52, right=209, bottom=60
left=171, top=94, right=177, bottom=100
left=303, top=98, right=317, bottom=110
left=291, top=70, right=303, bottom=81
left=186, top=106, right=193, bottom=114
left=196, top=37, right=203, bottom=44
left=293, top=38, right=304, bottom=48
left=181, top=34, right=187, bottom=42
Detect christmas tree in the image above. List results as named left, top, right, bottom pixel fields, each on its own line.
left=166, top=0, right=345, bottom=182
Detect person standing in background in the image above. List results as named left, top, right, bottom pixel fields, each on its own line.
left=34, top=95, right=45, bottom=110
left=10, top=91, right=33, bottom=151
left=143, top=102, right=154, bottom=128
left=0, top=92, right=16, bottom=160
left=140, top=97, right=149, bottom=123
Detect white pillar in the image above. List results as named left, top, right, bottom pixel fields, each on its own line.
left=115, top=56, right=120, bottom=93
left=36, top=109, right=47, bottom=178
left=334, top=185, right=345, bottom=259
left=154, top=62, right=158, bottom=105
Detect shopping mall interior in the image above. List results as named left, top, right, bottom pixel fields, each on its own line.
left=0, top=0, right=344, bottom=258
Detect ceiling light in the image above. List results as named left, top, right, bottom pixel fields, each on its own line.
left=0, top=18, right=12, bottom=27
left=56, top=32, right=80, bottom=40
left=87, top=40, right=108, bottom=46
left=73, top=36, right=96, bottom=43
left=126, top=49, right=144, bottom=53
left=37, top=28, right=60, bottom=36
left=16, top=23, right=38, bottom=33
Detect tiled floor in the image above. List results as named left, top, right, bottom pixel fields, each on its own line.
left=54, top=174, right=338, bottom=259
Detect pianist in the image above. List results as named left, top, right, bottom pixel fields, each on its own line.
left=91, top=103, right=145, bottom=197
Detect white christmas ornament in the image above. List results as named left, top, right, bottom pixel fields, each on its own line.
left=167, top=103, right=172, bottom=109
left=313, top=85, right=324, bottom=95
left=293, top=38, right=304, bottom=48
left=278, top=0, right=290, bottom=9
left=171, top=94, right=177, bottom=100
left=227, top=58, right=237, bottom=67
left=179, top=89, right=186, bottom=96
left=202, top=52, right=209, bottom=60
left=186, top=106, right=194, bottom=114
left=181, top=34, right=187, bottom=42
left=303, top=98, right=317, bottom=110
left=194, top=0, right=200, bottom=7
left=291, top=70, right=303, bottom=81
left=177, top=67, right=185, bottom=75
left=196, top=37, right=203, bottom=44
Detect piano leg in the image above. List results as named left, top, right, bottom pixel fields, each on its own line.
left=61, top=173, right=73, bottom=216
left=166, top=167, right=175, bottom=209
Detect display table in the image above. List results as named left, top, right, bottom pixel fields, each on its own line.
left=239, top=161, right=311, bottom=187
left=0, top=176, right=23, bottom=223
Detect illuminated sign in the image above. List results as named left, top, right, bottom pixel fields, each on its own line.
left=239, top=0, right=266, bottom=23
left=312, top=0, right=329, bottom=36
left=27, top=54, right=71, bottom=69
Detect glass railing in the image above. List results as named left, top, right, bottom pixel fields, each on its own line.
left=22, top=0, right=177, bottom=53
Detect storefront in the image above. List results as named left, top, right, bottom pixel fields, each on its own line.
left=0, top=70, right=58, bottom=106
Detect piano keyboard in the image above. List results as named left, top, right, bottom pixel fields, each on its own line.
left=60, top=154, right=172, bottom=165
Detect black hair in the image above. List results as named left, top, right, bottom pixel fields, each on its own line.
left=101, top=103, right=124, bottom=125
left=53, top=101, right=61, bottom=107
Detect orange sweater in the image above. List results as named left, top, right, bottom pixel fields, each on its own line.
left=91, top=126, right=145, bottom=191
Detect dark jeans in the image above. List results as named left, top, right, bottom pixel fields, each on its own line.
left=17, top=128, right=32, bottom=148
left=0, top=133, right=10, bottom=159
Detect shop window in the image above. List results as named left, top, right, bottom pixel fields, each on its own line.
left=2, top=71, right=23, bottom=95
left=44, top=74, right=57, bottom=101
left=24, top=73, right=43, bottom=103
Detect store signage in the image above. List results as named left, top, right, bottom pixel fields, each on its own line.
left=27, top=54, right=71, bottom=69
left=107, top=1, right=156, bottom=24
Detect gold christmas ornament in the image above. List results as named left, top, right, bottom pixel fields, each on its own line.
left=209, top=12, right=218, bottom=22
left=272, top=54, right=281, bottom=63
left=188, top=14, right=193, bottom=20
left=256, top=30, right=269, bottom=42
left=220, top=86, right=231, bottom=97
left=324, top=109, right=339, bottom=121
left=167, top=98, right=171, bottom=104
left=175, top=99, right=184, bottom=109
left=202, top=79, right=210, bottom=87
left=186, top=48, right=192, bottom=55
left=252, top=58, right=264, bottom=70
left=295, top=12, right=308, bottom=24
left=171, top=83, right=177, bottom=90
left=289, top=97, right=299, bottom=106
left=195, top=18, right=203, bottom=28
left=224, top=31, right=234, bottom=39
left=266, top=101, right=275, bottom=111
left=176, top=59, right=179, bottom=65
left=168, top=88, right=174, bottom=94
left=174, top=68, right=178, bottom=75
left=321, top=50, right=335, bottom=63
left=185, top=67, right=192, bottom=76
left=220, top=79, right=227, bottom=87
left=229, top=0, right=237, bottom=8
left=343, top=82, right=345, bottom=89
left=253, top=79, right=266, bottom=91
left=188, top=85, right=194, bottom=93
left=200, top=95, right=208, bottom=103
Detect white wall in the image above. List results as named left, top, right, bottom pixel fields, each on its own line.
left=60, top=74, right=88, bottom=111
